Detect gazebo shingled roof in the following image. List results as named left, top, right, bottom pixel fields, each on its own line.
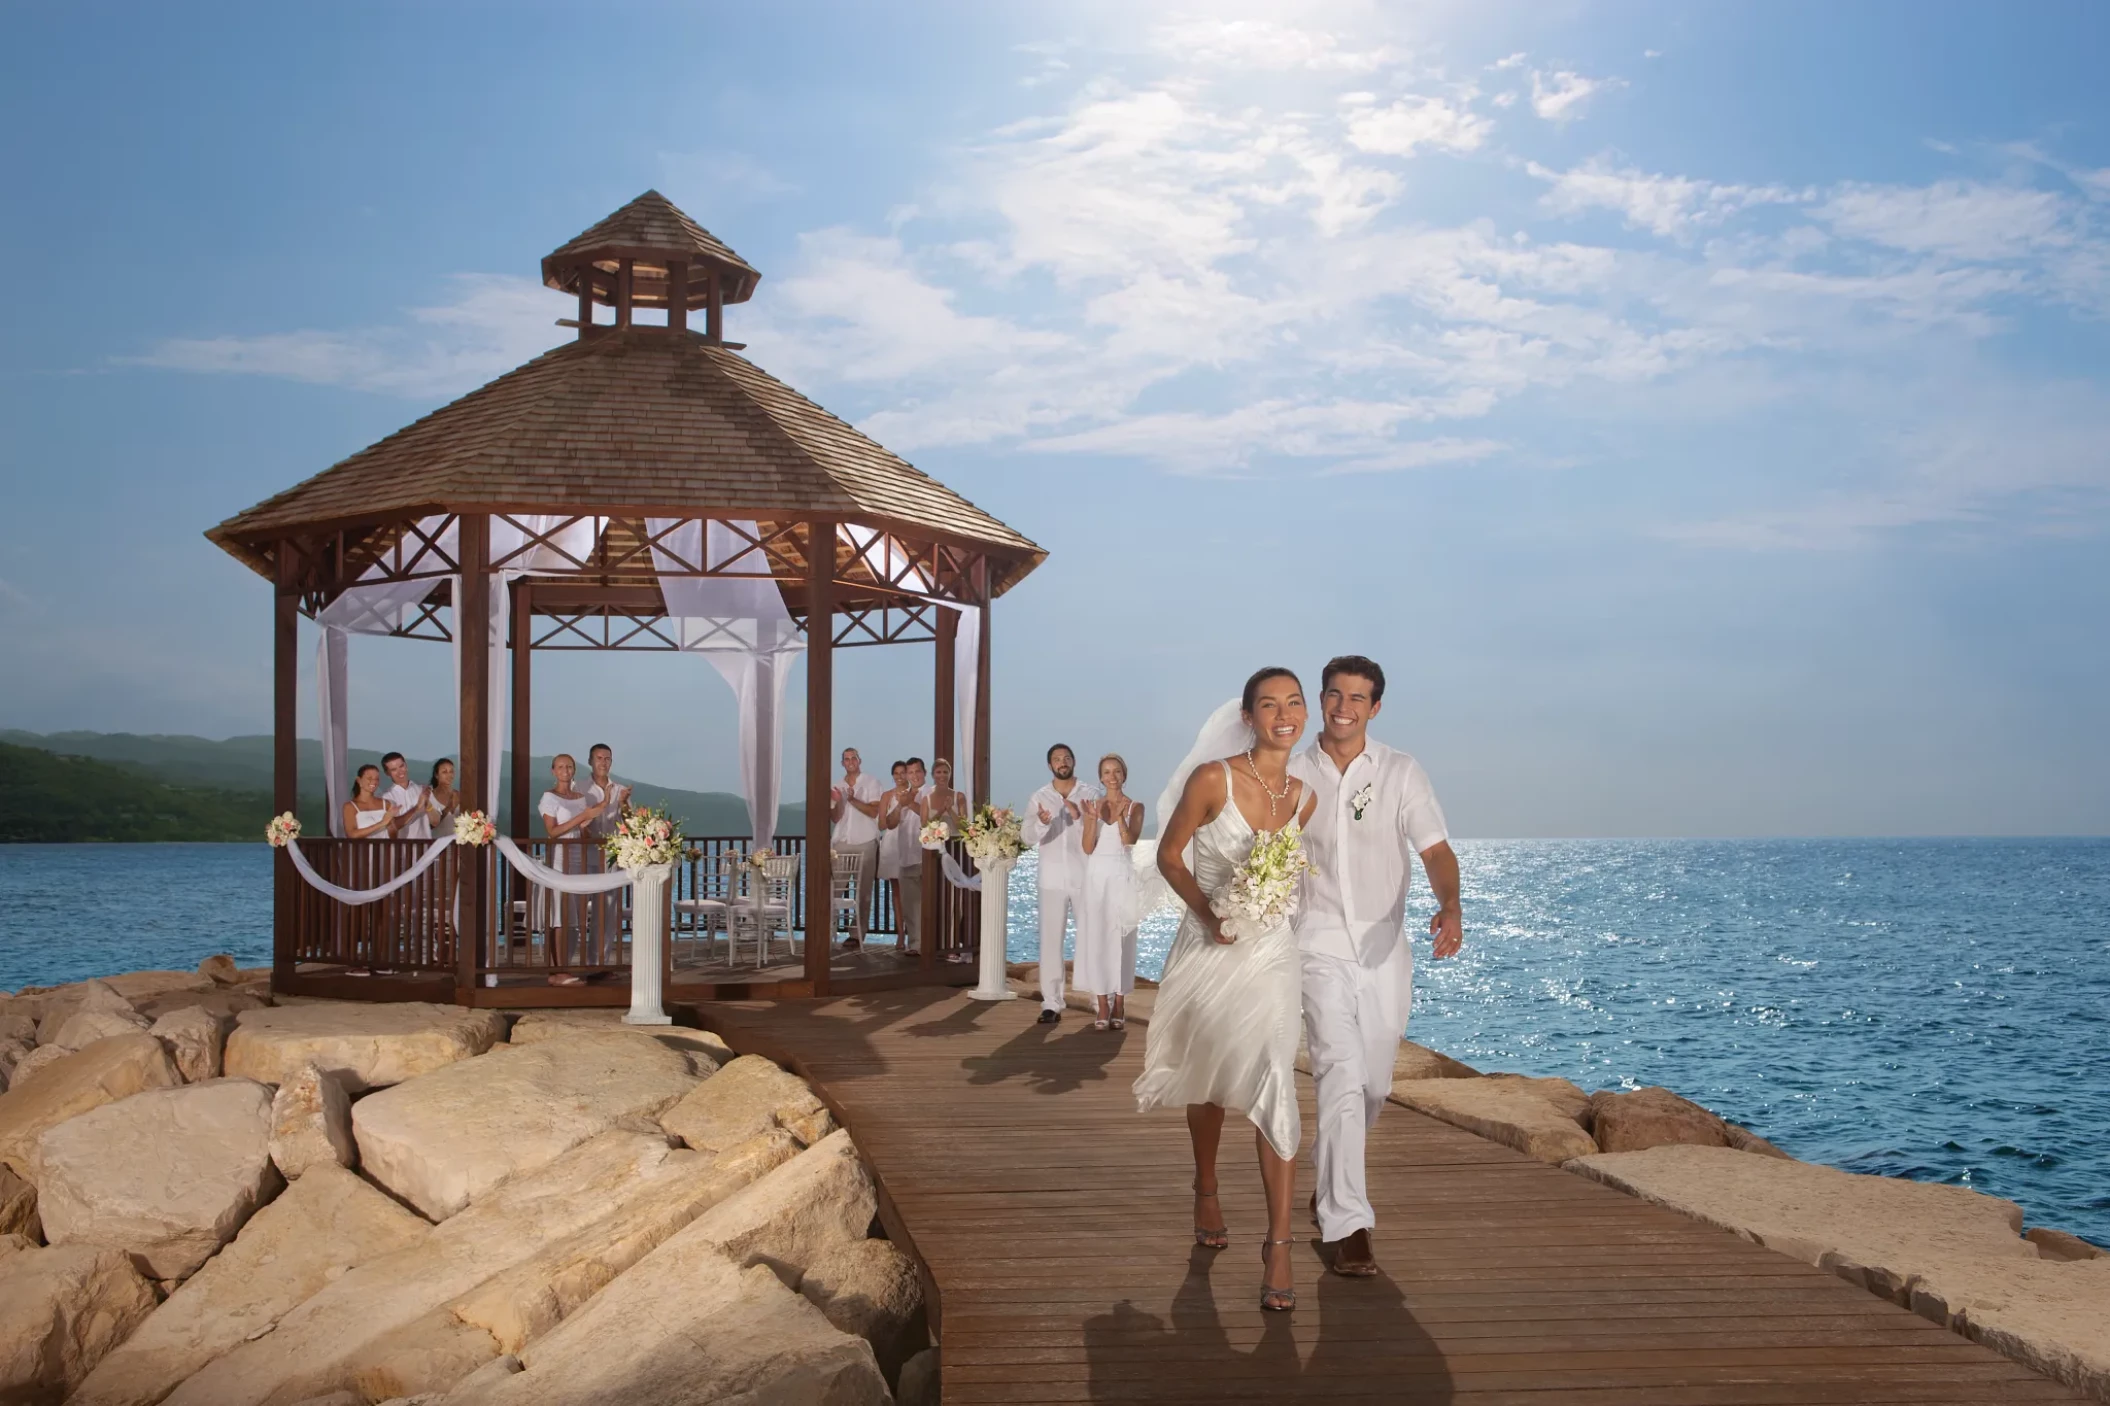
left=541, top=189, right=762, bottom=308
left=205, top=330, right=1044, bottom=592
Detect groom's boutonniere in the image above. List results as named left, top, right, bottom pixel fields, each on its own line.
left=1350, top=782, right=1375, bottom=821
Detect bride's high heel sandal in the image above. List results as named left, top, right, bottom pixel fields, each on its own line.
left=1260, top=1238, right=1297, bottom=1312
left=1192, top=1183, right=1229, bottom=1250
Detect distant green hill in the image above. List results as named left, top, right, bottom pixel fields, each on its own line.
left=0, top=741, right=272, bottom=842
left=0, top=730, right=803, bottom=841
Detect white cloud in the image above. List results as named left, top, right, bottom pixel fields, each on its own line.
left=1151, top=18, right=1400, bottom=73
left=1816, top=180, right=2071, bottom=261
left=1530, top=68, right=1616, bottom=123
left=1530, top=158, right=1804, bottom=239
left=1342, top=92, right=1491, bottom=157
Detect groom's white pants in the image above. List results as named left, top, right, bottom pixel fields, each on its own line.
left=1037, top=884, right=1082, bottom=1013
left=1302, top=944, right=1412, bottom=1243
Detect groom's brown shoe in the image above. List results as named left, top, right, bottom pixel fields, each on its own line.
left=1327, top=1227, right=1380, bottom=1277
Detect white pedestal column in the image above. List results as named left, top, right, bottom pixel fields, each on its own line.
left=624, top=863, right=674, bottom=1025
left=967, top=856, right=1017, bottom=1001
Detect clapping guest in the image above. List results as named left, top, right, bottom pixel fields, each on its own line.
left=883, top=758, right=930, bottom=955
left=538, top=753, right=608, bottom=986
left=581, top=743, right=631, bottom=964
left=424, top=758, right=461, bottom=828
left=343, top=764, right=391, bottom=839
left=1077, top=754, right=1143, bottom=1030
left=877, top=761, right=909, bottom=948
left=829, top=748, right=884, bottom=948
left=380, top=752, right=431, bottom=840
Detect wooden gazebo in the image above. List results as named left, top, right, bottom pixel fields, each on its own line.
left=208, top=191, right=1043, bottom=1007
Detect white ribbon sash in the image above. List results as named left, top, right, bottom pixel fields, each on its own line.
left=493, top=837, right=637, bottom=895
left=935, top=848, right=982, bottom=891
left=285, top=836, right=456, bottom=906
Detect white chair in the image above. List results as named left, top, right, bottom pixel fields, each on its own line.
left=731, top=853, right=800, bottom=968
left=673, top=853, right=739, bottom=964
left=829, top=849, right=865, bottom=947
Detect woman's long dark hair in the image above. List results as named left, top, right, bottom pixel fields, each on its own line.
left=430, top=757, right=454, bottom=789
left=1241, top=666, right=1302, bottom=715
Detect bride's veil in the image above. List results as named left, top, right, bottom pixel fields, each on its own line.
left=1132, top=697, right=1253, bottom=917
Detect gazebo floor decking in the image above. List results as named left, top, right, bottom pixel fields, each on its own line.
left=695, top=987, right=2083, bottom=1405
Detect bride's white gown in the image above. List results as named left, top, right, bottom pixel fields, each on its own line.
left=1133, top=761, right=1303, bottom=1160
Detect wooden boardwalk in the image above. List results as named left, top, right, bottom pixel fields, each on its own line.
left=699, top=987, right=2081, bottom=1405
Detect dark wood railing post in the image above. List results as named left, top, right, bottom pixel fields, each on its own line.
left=924, top=608, right=956, bottom=971
left=974, top=563, right=993, bottom=809
left=804, top=520, right=836, bottom=993
left=509, top=578, right=532, bottom=836
left=456, top=515, right=491, bottom=1003
left=272, top=541, right=299, bottom=991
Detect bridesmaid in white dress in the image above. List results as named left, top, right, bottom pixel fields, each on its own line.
left=1135, top=668, right=1316, bottom=1312
left=1076, top=754, right=1142, bottom=1031
left=340, top=765, right=391, bottom=975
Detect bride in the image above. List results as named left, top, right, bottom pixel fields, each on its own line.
left=1134, top=667, right=1317, bottom=1312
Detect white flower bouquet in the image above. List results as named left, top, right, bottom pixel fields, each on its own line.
left=604, top=804, right=685, bottom=873
left=1210, top=822, right=1310, bottom=940
left=917, top=819, right=952, bottom=851
left=265, top=812, right=301, bottom=848
left=453, top=810, right=496, bottom=847
left=959, top=804, right=1024, bottom=863
left=745, top=846, right=775, bottom=871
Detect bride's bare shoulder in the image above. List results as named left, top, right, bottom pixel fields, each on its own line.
left=1179, top=761, right=1231, bottom=807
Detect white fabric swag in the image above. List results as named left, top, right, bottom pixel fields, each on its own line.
left=837, top=523, right=981, bottom=804
left=285, top=835, right=456, bottom=904
left=493, top=837, right=637, bottom=895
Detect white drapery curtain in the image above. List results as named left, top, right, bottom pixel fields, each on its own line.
left=838, top=524, right=982, bottom=803
left=647, top=519, right=805, bottom=849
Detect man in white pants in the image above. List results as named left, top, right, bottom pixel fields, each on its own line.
left=1290, top=655, right=1463, bottom=1277
left=1021, top=743, right=1100, bottom=1025
left=830, top=748, right=885, bottom=948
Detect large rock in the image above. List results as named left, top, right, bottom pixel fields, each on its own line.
left=1725, top=1121, right=1793, bottom=1159
left=68, top=1163, right=432, bottom=1406
left=352, top=1034, right=700, bottom=1220
left=0, top=1034, right=180, bottom=1180
left=670, top=1129, right=877, bottom=1277
left=1393, top=1039, right=1479, bottom=1082
left=658, top=1054, right=834, bottom=1156
left=504, top=1013, right=729, bottom=1071
left=1481, top=1073, right=1591, bottom=1128
left=2028, top=1226, right=2104, bottom=1262
left=29, top=975, right=214, bottom=1044
left=36, top=1078, right=280, bottom=1280
left=1589, top=1085, right=1731, bottom=1153
left=0, top=1037, right=31, bottom=1086
left=163, top=1131, right=696, bottom=1406
left=896, top=1346, right=939, bottom=1406
left=442, top=1259, right=888, bottom=1406
left=0, top=1165, right=38, bottom=1240
left=134, top=989, right=266, bottom=1026
left=224, top=1003, right=507, bottom=1092
left=0, top=1008, right=37, bottom=1046
left=148, top=1006, right=228, bottom=1084
left=1569, top=1146, right=2109, bottom=1401
left=1390, top=1077, right=1598, bottom=1163
left=197, top=954, right=241, bottom=987
left=6, top=1044, right=70, bottom=1091
left=36, top=980, right=139, bottom=1046
left=0, top=1243, right=156, bottom=1404
left=798, top=1238, right=927, bottom=1388
left=448, top=1128, right=799, bottom=1354
left=51, top=1008, right=153, bottom=1054
left=270, top=1062, right=356, bottom=1179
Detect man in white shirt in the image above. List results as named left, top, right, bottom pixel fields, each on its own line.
left=1020, top=743, right=1102, bottom=1024
left=379, top=752, right=431, bottom=841
left=830, top=747, right=885, bottom=948
left=1289, top=655, right=1464, bottom=1277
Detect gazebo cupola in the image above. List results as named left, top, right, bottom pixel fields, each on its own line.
left=541, top=189, right=761, bottom=343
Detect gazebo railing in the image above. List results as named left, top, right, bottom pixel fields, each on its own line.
left=285, top=837, right=464, bottom=973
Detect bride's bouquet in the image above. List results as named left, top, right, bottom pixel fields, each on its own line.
left=958, top=804, right=1024, bottom=863
left=1210, top=823, right=1309, bottom=940
left=604, top=804, right=685, bottom=873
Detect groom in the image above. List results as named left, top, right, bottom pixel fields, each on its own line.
left=1290, top=654, right=1463, bottom=1276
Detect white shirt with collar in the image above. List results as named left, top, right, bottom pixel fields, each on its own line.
left=1021, top=780, right=1104, bottom=893
left=1289, top=738, right=1449, bottom=968
left=382, top=782, right=432, bottom=841
left=832, top=772, right=885, bottom=847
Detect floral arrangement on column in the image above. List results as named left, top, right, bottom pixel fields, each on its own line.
left=959, top=804, right=1024, bottom=863
left=605, top=804, right=685, bottom=873
left=265, top=813, right=301, bottom=847
left=453, top=810, right=496, bottom=846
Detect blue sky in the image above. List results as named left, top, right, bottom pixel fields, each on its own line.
left=4, top=0, right=2108, bottom=836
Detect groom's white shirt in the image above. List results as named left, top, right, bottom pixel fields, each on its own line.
left=1021, top=781, right=1103, bottom=891
left=1289, top=739, right=1449, bottom=967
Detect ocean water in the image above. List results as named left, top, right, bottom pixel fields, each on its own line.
left=3, top=839, right=2104, bottom=1244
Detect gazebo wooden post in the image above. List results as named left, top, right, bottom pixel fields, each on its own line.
left=509, top=578, right=532, bottom=836
left=974, top=563, right=993, bottom=809
left=923, top=608, right=957, bottom=968
left=272, top=543, right=300, bottom=987
left=616, top=258, right=634, bottom=329
left=706, top=267, right=723, bottom=344
left=667, top=261, right=687, bottom=333
left=455, top=516, right=492, bottom=1002
left=803, top=520, right=837, bottom=992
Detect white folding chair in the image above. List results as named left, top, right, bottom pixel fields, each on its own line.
left=673, top=852, right=737, bottom=964
left=731, top=853, right=800, bottom=968
left=829, top=848, right=865, bottom=947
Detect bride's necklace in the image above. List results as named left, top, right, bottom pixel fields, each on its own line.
left=1243, top=749, right=1293, bottom=822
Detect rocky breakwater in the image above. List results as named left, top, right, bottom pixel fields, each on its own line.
left=0, top=964, right=930, bottom=1406
left=1379, top=1039, right=2109, bottom=1402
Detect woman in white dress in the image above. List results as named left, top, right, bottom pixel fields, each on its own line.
left=423, top=758, right=461, bottom=830
left=1076, top=754, right=1141, bottom=1030
left=538, top=753, right=609, bottom=985
left=340, top=765, right=391, bottom=975
left=1135, top=668, right=1316, bottom=1312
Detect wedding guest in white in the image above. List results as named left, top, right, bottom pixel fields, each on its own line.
left=882, top=757, right=931, bottom=955
left=538, top=752, right=609, bottom=986
left=423, top=758, right=461, bottom=829
left=1136, top=669, right=1318, bottom=1313
left=580, top=743, right=632, bottom=966
left=1289, top=654, right=1463, bottom=1279
left=876, top=760, right=909, bottom=948
left=1022, top=743, right=1101, bottom=1025
left=1077, top=754, right=1142, bottom=1030
left=343, top=764, right=391, bottom=839
left=924, top=758, right=969, bottom=963
left=829, top=747, right=884, bottom=948
left=380, top=752, right=431, bottom=840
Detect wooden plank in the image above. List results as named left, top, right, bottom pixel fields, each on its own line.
left=694, top=991, right=2084, bottom=1406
